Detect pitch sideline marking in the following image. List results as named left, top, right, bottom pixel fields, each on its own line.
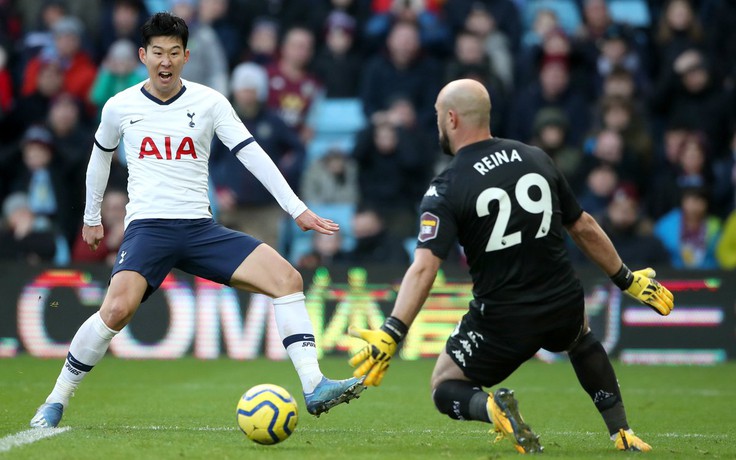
left=0, top=427, right=71, bottom=453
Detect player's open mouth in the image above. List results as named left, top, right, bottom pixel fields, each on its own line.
left=159, top=72, right=173, bottom=82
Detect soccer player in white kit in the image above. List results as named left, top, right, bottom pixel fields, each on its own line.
left=30, top=12, right=364, bottom=428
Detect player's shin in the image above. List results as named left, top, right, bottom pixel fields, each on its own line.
left=47, top=311, right=119, bottom=406
left=433, top=380, right=491, bottom=422
left=273, top=292, right=323, bottom=393
left=568, top=332, right=629, bottom=435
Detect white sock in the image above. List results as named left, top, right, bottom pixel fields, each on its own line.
left=46, top=311, right=119, bottom=406
left=273, top=292, right=323, bottom=393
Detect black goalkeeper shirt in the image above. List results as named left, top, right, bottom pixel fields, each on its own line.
left=417, top=137, right=584, bottom=311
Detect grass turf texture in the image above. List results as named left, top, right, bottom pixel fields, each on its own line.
left=2, top=356, right=735, bottom=459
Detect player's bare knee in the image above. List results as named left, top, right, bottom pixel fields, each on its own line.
left=271, top=266, right=303, bottom=298
left=99, top=300, right=135, bottom=330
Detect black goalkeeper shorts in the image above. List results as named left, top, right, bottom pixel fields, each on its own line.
left=445, top=292, right=585, bottom=387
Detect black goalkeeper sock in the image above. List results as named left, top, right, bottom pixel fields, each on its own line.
left=568, top=333, right=629, bottom=435
left=433, top=380, right=491, bottom=422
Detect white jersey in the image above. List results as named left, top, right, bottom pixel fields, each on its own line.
left=86, top=79, right=305, bottom=228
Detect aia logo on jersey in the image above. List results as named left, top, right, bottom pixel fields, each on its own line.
left=139, top=136, right=197, bottom=160
left=418, top=212, right=440, bottom=242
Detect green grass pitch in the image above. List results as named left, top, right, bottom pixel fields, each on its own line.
left=1, top=356, right=735, bottom=459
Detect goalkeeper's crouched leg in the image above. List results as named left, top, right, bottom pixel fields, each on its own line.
left=432, top=380, right=491, bottom=422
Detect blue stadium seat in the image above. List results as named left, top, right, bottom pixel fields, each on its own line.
left=609, top=0, right=651, bottom=28
left=523, top=0, right=582, bottom=36
left=306, top=98, right=366, bottom=164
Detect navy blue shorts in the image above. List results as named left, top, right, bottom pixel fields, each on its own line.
left=111, top=218, right=262, bottom=301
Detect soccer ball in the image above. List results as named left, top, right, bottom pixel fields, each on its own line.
left=236, top=383, right=298, bottom=445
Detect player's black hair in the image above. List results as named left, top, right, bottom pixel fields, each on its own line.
left=141, top=12, right=188, bottom=49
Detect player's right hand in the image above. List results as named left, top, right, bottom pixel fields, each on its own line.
left=624, top=268, right=674, bottom=316
left=82, top=224, right=105, bottom=251
left=348, top=326, right=397, bottom=386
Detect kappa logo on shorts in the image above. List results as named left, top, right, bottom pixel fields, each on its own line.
left=418, top=212, right=440, bottom=242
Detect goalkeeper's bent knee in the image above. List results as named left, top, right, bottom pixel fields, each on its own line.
left=433, top=380, right=490, bottom=422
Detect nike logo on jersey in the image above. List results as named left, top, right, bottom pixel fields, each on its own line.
left=130, top=119, right=143, bottom=124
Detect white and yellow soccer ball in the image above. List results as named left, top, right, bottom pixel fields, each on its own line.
left=236, top=383, right=298, bottom=445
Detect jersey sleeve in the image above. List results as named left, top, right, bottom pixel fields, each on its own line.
left=211, top=91, right=253, bottom=149
left=416, top=177, right=458, bottom=260
left=94, top=96, right=122, bottom=151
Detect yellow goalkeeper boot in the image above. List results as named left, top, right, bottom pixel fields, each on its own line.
left=613, top=428, right=652, bottom=452
left=488, top=388, right=543, bottom=454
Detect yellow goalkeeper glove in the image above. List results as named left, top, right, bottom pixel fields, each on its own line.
left=611, top=265, right=674, bottom=316
left=348, top=316, right=408, bottom=386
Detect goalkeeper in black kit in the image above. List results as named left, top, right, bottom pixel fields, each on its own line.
left=349, top=79, right=674, bottom=454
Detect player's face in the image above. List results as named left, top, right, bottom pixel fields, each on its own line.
left=140, top=36, right=189, bottom=98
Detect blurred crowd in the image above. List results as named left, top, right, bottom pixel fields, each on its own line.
left=0, top=0, right=735, bottom=271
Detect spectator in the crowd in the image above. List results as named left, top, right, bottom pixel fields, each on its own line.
left=653, top=0, right=704, bottom=79
left=581, top=128, right=640, bottom=186
left=306, top=0, right=372, bottom=54
left=442, top=0, right=522, bottom=53
left=363, top=0, right=452, bottom=57
left=530, top=107, right=582, bottom=184
left=96, top=0, right=148, bottom=62
left=352, top=116, right=426, bottom=238
left=89, top=39, right=147, bottom=119
left=10, top=125, right=76, bottom=246
left=266, top=26, right=321, bottom=140
left=716, top=208, right=736, bottom=269
left=654, top=186, right=721, bottom=269
left=576, top=160, right=620, bottom=215
left=359, top=20, right=441, bottom=130
left=301, top=147, right=359, bottom=205
left=595, top=24, right=649, bottom=98
left=21, top=16, right=97, bottom=116
left=172, top=0, right=229, bottom=94
left=596, top=95, right=653, bottom=177
left=18, top=0, right=68, bottom=65
left=312, top=11, right=362, bottom=99
left=712, top=129, right=736, bottom=217
left=0, top=192, right=60, bottom=264
left=647, top=131, right=713, bottom=220
left=650, top=48, right=732, bottom=157
left=522, top=7, right=558, bottom=49
left=6, top=58, right=63, bottom=133
left=210, top=62, right=306, bottom=249
left=575, top=0, right=612, bottom=47
left=297, top=231, right=350, bottom=270
left=507, top=59, right=590, bottom=144
left=71, top=188, right=127, bottom=265
left=197, top=0, right=240, bottom=68
left=461, top=2, right=513, bottom=92
left=241, top=17, right=279, bottom=67
left=343, top=206, right=409, bottom=266
left=569, top=184, right=670, bottom=267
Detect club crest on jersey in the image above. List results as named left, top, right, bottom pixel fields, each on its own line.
left=418, top=212, right=440, bottom=242
left=187, top=111, right=196, bottom=127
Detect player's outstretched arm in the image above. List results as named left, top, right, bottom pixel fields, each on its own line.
left=566, top=212, right=674, bottom=315
left=294, top=209, right=339, bottom=234
left=349, top=249, right=441, bottom=385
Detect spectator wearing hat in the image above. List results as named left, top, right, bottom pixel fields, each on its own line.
left=89, top=38, right=147, bottom=119
left=10, top=124, right=77, bottom=248
left=530, top=107, right=582, bottom=185
left=96, top=0, right=149, bottom=63
left=654, top=186, right=721, bottom=269
left=210, top=62, right=306, bottom=249
left=595, top=23, right=649, bottom=97
left=0, top=192, right=61, bottom=265
left=20, top=16, right=97, bottom=116
left=312, top=11, right=362, bottom=98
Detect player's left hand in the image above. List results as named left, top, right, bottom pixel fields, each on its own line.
left=348, top=326, right=397, bottom=386
left=295, top=209, right=339, bottom=235
left=624, top=268, right=675, bottom=316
